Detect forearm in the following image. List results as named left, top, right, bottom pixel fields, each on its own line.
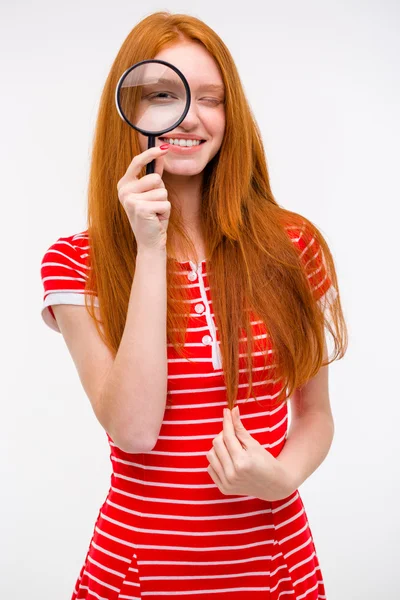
left=276, top=410, right=335, bottom=493
left=101, top=248, right=168, bottom=452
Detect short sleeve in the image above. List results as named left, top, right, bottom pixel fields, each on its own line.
left=40, top=233, right=99, bottom=333
left=287, top=221, right=338, bottom=314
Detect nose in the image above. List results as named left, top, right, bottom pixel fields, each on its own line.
left=177, top=99, right=201, bottom=130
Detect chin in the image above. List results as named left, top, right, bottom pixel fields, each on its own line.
left=164, top=162, right=206, bottom=177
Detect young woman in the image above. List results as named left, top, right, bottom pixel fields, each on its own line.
left=40, top=11, right=348, bottom=600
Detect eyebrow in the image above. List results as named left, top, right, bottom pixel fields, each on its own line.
left=196, top=83, right=225, bottom=92
left=146, top=78, right=224, bottom=93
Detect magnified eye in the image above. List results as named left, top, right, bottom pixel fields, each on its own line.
left=145, top=92, right=179, bottom=102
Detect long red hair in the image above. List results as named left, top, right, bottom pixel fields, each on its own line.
left=84, top=11, right=348, bottom=410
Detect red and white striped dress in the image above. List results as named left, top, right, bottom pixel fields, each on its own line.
left=40, top=222, right=337, bottom=600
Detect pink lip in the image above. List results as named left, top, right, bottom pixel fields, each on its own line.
left=166, top=142, right=205, bottom=154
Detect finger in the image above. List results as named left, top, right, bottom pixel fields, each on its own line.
left=154, top=150, right=168, bottom=178
left=207, top=437, right=230, bottom=485
left=120, top=173, right=165, bottom=195
left=207, top=463, right=225, bottom=491
left=131, top=188, right=168, bottom=203
left=124, top=145, right=170, bottom=181
left=223, top=408, right=244, bottom=461
left=212, top=432, right=234, bottom=475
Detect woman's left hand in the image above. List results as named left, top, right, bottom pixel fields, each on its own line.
left=206, top=406, right=295, bottom=502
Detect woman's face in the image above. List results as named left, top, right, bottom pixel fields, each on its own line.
left=137, top=41, right=226, bottom=177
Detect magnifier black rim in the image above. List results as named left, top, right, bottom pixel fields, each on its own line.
left=115, top=59, right=191, bottom=137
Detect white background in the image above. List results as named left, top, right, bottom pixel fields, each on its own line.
left=2, top=0, right=399, bottom=598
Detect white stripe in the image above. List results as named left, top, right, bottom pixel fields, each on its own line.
left=141, top=570, right=272, bottom=581
left=42, top=245, right=89, bottom=270
left=95, top=524, right=137, bottom=549
left=42, top=292, right=99, bottom=309
left=312, top=272, right=329, bottom=291
left=41, top=259, right=88, bottom=278
left=289, top=551, right=317, bottom=574
left=86, top=554, right=126, bottom=578
left=274, top=508, right=305, bottom=531
left=167, top=365, right=276, bottom=380
left=132, top=538, right=275, bottom=552
left=278, top=522, right=309, bottom=544
left=170, top=292, right=210, bottom=303
left=110, top=432, right=287, bottom=456
left=110, top=486, right=258, bottom=505
left=107, top=489, right=298, bottom=513
left=167, top=349, right=272, bottom=363
left=166, top=373, right=278, bottom=395
left=271, top=492, right=300, bottom=513
left=105, top=498, right=273, bottom=521
left=90, top=539, right=131, bottom=563
left=307, top=261, right=323, bottom=280
left=159, top=395, right=287, bottom=411
left=297, top=582, right=319, bottom=599
left=75, top=585, right=111, bottom=600
left=113, top=473, right=218, bottom=488
left=299, top=234, right=317, bottom=263
left=114, top=407, right=283, bottom=430
left=81, top=569, right=120, bottom=592
left=170, top=320, right=264, bottom=333
left=157, top=417, right=287, bottom=440
left=284, top=535, right=314, bottom=560
left=100, top=510, right=276, bottom=536
left=42, top=273, right=87, bottom=283
left=139, top=586, right=277, bottom=596
left=98, top=509, right=305, bottom=543
left=167, top=333, right=269, bottom=348
left=138, top=554, right=274, bottom=566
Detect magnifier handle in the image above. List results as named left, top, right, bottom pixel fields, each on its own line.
left=146, top=135, right=156, bottom=175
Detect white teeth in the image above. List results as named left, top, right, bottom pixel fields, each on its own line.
left=161, top=138, right=202, bottom=147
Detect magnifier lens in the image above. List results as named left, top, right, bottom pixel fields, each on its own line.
left=118, top=63, right=187, bottom=133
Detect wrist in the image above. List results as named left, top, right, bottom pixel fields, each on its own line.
left=275, top=456, right=300, bottom=496
left=136, top=247, right=167, bottom=261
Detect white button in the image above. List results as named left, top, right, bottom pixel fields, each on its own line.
left=188, top=271, right=197, bottom=282
left=194, top=303, right=204, bottom=314
left=202, top=335, right=212, bottom=345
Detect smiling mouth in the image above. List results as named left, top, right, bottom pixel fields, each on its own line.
left=159, top=138, right=206, bottom=147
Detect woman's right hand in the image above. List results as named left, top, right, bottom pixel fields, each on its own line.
left=117, top=145, right=171, bottom=252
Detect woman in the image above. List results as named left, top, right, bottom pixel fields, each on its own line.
left=40, top=11, right=348, bottom=600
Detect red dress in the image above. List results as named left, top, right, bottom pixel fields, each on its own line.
left=40, top=222, right=336, bottom=599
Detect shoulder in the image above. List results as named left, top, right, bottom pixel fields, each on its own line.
left=282, top=216, right=328, bottom=266
left=42, top=229, right=90, bottom=255
left=281, top=214, right=337, bottom=305
left=41, top=229, right=90, bottom=270
left=40, top=230, right=96, bottom=332
left=40, top=229, right=92, bottom=294
left=282, top=216, right=316, bottom=247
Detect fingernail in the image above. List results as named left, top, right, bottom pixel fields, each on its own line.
left=160, top=144, right=170, bottom=150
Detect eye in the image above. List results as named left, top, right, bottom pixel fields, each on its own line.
left=201, top=98, right=223, bottom=105
left=144, top=92, right=178, bottom=102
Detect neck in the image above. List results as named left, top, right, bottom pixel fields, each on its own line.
left=163, top=171, right=203, bottom=231
left=163, top=171, right=206, bottom=262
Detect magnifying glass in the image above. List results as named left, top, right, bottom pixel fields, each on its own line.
left=115, top=59, right=191, bottom=175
